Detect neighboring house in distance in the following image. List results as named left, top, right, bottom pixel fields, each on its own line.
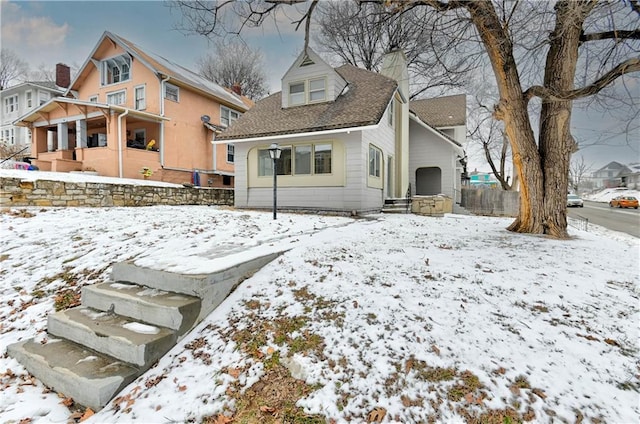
left=468, top=169, right=499, bottom=188
left=216, top=47, right=465, bottom=214
left=619, top=163, right=640, bottom=190
left=591, top=161, right=631, bottom=189
left=1, top=76, right=66, bottom=157
left=13, top=31, right=251, bottom=187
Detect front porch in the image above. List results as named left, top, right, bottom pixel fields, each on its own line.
left=18, top=99, right=165, bottom=179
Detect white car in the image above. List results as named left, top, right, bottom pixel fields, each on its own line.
left=567, top=194, right=584, bottom=207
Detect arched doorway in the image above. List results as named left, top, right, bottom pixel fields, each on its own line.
left=416, top=167, right=442, bottom=195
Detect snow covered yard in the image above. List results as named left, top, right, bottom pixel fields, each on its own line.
left=0, top=206, right=638, bottom=423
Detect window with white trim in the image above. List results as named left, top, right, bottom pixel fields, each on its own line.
left=101, top=54, right=131, bottom=85
left=369, top=145, right=382, bottom=178
left=164, top=83, right=179, bottom=102
left=258, top=142, right=333, bottom=177
left=227, top=144, right=234, bottom=162
left=134, top=85, right=146, bottom=110
left=289, top=82, right=305, bottom=106
left=106, top=90, right=126, bottom=105
left=288, top=77, right=326, bottom=106
left=309, top=78, right=326, bottom=102
left=3, top=128, right=15, bottom=145
left=39, top=92, right=49, bottom=105
left=221, top=106, right=240, bottom=127
left=89, top=95, right=98, bottom=103
left=4, top=95, right=18, bottom=114
left=26, top=90, right=32, bottom=108
left=387, top=99, right=394, bottom=127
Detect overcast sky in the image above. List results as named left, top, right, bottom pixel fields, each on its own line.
left=1, top=0, right=638, bottom=172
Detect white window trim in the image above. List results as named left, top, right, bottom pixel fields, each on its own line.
left=106, top=89, right=126, bottom=106
left=26, top=90, right=33, bottom=108
left=164, top=83, right=179, bottom=102
left=387, top=99, right=394, bottom=127
left=308, top=77, right=326, bottom=103
left=288, top=76, right=327, bottom=107
left=227, top=144, right=234, bottom=163
left=258, top=141, right=333, bottom=177
left=101, top=54, right=132, bottom=86
left=220, top=105, right=240, bottom=127
left=369, top=144, right=382, bottom=178
left=134, top=84, right=146, bottom=110
left=89, top=95, right=99, bottom=103
left=4, top=95, right=18, bottom=114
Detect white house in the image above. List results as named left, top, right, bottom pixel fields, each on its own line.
left=216, top=48, right=465, bottom=214
left=1, top=65, right=69, bottom=157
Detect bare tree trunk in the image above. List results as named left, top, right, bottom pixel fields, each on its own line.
left=538, top=1, right=593, bottom=238
left=467, top=2, right=544, bottom=233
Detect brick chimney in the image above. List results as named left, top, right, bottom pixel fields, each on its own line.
left=56, top=63, right=71, bottom=88
left=231, top=82, right=242, bottom=96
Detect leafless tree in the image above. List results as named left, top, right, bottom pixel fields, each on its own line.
left=0, top=48, right=29, bottom=90
left=197, top=40, right=269, bottom=100
left=28, top=63, right=55, bottom=84
left=313, top=1, right=471, bottom=97
left=569, top=154, right=594, bottom=193
left=467, top=96, right=518, bottom=191
left=169, top=0, right=640, bottom=238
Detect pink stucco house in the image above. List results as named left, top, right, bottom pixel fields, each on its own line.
left=14, top=31, right=252, bottom=187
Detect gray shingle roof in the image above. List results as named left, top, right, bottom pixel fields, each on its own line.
left=410, top=94, right=466, bottom=127
left=111, top=33, right=248, bottom=111
left=217, top=65, right=398, bottom=141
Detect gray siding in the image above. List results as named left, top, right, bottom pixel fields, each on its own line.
left=234, top=131, right=378, bottom=212
left=408, top=119, right=458, bottom=198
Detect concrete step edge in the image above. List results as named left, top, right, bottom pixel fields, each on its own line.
left=82, top=282, right=200, bottom=335
left=48, top=307, right=177, bottom=367
left=7, top=338, right=139, bottom=411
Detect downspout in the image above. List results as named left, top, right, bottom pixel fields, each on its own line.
left=117, top=109, right=129, bottom=178
left=212, top=130, right=217, bottom=176
left=159, top=75, right=170, bottom=167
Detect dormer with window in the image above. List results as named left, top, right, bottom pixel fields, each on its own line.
left=281, top=48, right=347, bottom=108
left=101, top=54, right=131, bottom=86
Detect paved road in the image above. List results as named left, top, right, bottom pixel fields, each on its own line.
left=567, top=200, right=640, bottom=238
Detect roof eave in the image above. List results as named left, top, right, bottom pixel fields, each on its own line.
left=214, top=122, right=381, bottom=144
left=409, top=112, right=464, bottom=156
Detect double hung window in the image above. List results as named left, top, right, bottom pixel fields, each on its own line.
left=258, top=143, right=332, bottom=177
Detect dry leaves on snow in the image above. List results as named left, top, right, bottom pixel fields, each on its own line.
left=367, top=406, right=387, bottom=423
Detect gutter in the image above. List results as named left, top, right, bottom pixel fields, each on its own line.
left=213, top=123, right=380, bottom=144
left=117, top=109, right=130, bottom=178
left=159, top=74, right=170, bottom=167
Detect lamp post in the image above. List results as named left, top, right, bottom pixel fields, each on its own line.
left=268, top=143, right=282, bottom=220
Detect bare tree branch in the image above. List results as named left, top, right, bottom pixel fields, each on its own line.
left=581, top=29, right=640, bottom=42
left=524, top=57, right=640, bottom=102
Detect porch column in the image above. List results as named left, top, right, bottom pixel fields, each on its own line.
left=76, top=119, right=87, bottom=148
left=47, top=130, right=55, bottom=152
left=57, top=122, right=69, bottom=150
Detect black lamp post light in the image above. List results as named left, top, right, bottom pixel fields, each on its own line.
left=268, top=143, right=282, bottom=220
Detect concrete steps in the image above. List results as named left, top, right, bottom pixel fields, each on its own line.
left=7, top=338, right=139, bottom=411
left=48, top=307, right=178, bottom=367
left=82, top=282, right=200, bottom=336
left=382, top=198, right=412, bottom=214
left=7, top=251, right=284, bottom=411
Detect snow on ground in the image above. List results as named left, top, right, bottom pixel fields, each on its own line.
left=583, top=187, right=640, bottom=203
left=0, top=193, right=638, bottom=422
left=0, top=169, right=184, bottom=188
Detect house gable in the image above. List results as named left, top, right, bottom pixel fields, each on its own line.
left=281, top=48, right=347, bottom=108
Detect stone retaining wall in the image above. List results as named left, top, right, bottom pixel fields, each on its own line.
left=0, top=177, right=234, bottom=208
left=411, top=195, right=453, bottom=216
